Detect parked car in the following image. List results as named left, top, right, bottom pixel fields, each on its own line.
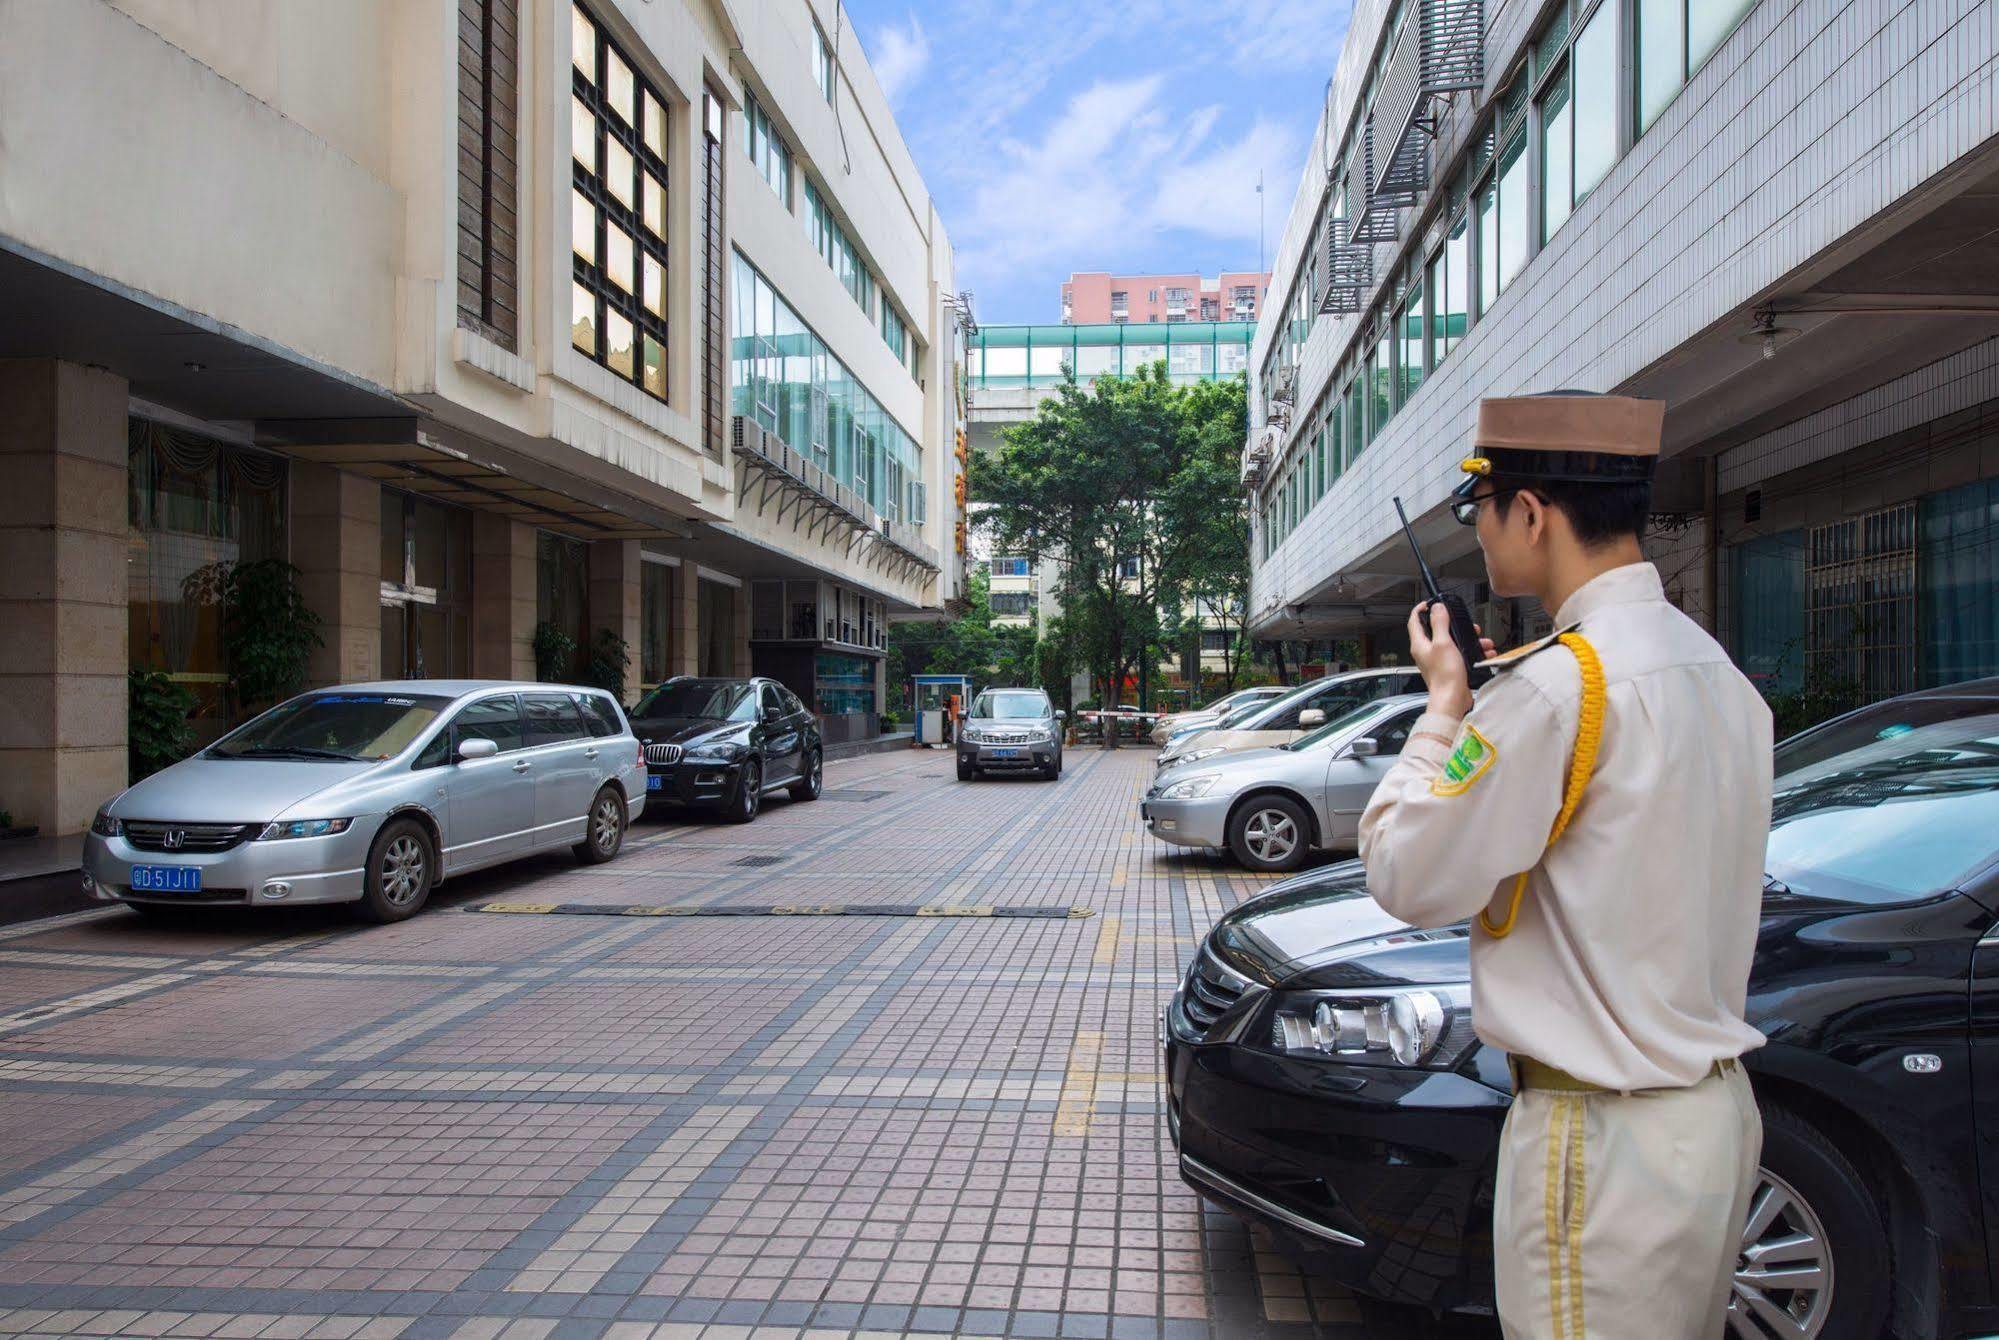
left=1165, top=678, right=1999, bottom=1337
left=1150, top=686, right=1289, bottom=745
left=1144, top=695, right=1425, bottom=871
left=628, top=676, right=821, bottom=822
left=1154, top=668, right=1425, bottom=770
left=958, top=687, right=1064, bottom=781
left=82, top=682, right=644, bottom=922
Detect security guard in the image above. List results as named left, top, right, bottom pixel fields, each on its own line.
left=1358, top=391, right=1771, bottom=1339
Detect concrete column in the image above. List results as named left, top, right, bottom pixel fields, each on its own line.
left=732, top=583, right=751, bottom=677
left=670, top=568, right=700, bottom=677
left=293, top=464, right=380, bottom=688
left=588, top=539, right=641, bottom=698
left=0, top=360, right=129, bottom=835
left=472, top=514, right=536, bottom=680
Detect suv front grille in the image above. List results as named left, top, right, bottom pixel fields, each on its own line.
left=971, top=729, right=1041, bottom=745
left=1181, top=947, right=1250, bottom=1037
left=122, top=822, right=257, bottom=854
left=646, top=744, right=684, bottom=765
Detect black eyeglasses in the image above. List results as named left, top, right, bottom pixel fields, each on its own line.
left=1451, top=485, right=1532, bottom=526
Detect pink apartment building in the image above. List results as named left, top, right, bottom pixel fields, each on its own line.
left=1061, top=272, right=1270, bottom=325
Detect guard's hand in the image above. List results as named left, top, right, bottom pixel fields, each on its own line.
left=1408, top=602, right=1477, bottom=720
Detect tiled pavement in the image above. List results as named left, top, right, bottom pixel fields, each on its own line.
left=0, top=748, right=1496, bottom=1340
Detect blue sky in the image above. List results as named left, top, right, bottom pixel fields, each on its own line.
left=837, top=1, right=1354, bottom=324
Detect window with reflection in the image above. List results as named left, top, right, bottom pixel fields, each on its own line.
left=1638, top=0, right=1753, bottom=131
left=570, top=3, right=667, bottom=401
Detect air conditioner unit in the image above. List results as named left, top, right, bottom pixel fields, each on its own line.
left=731, top=415, right=773, bottom=459
left=1240, top=425, right=1279, bottom=489
left=1271, top=366, right=1298, bottom=406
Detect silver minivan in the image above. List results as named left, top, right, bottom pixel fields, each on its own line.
left=83, top=681, right=646, bottom=922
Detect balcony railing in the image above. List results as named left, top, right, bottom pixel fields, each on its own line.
left=1363, top=0, right=1485, bottom=215
left=1321, top=211, right=1374, bottom=315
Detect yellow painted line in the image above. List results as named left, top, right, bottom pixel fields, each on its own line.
left=482, top=903, right=560, bottom=914
left=1093, top=916, right=1121, bottom=965
left=1053, top=1030, right=1105, bottom=1137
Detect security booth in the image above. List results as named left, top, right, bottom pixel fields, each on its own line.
left=911, top=674, right=973, bottom=746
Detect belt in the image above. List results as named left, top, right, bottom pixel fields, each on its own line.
left=1510, top=1055, right=1740, bottom=1095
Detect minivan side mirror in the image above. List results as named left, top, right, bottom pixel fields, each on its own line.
left=458, top=737, right=499, bottom=761
left=1298, top=708, right=1327, bottom=728
left=1349, top=737, right=1380, bottom=758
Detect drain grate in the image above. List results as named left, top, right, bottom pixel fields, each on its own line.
left=731, top=855, right=789, bottom=868
left=819, top=789, right=889, bottom=802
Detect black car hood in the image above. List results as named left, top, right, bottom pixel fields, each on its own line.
left=1211, top=860, right=1473, bottom=990
left=630, top=715, right=748, bottom=747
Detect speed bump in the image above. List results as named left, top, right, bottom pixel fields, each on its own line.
left=463, top=901, right=1094, bottom=919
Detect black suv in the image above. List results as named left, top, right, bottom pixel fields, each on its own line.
left=628, top=677, right=821, bottom=823
left=1165, top=678, right=1999, bottom=1338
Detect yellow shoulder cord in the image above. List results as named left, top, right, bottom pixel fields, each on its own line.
left=1478, top=632, right=1607, bottom=938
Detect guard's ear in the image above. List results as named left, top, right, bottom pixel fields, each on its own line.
left=1517, top=488, right=1550, bottom=546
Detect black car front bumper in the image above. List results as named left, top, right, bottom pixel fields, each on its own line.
left=1163, top=991, right=1507, bottom=1313
left=644, top=759, right=745, bottom=808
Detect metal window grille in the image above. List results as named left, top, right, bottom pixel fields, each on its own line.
left=1321, top=209, right=1374, bottom=314
left=1805, top=504, right=1918, bottom=702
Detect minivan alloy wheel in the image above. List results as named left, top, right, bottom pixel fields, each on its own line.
left=591, top=793, right=622, bottom=854
left=380, top=834, right=427, bottom=908
left=1728, top=1167, right=1832, bottom=1338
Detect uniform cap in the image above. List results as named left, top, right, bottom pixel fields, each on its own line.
left=1474, top=393, right=1663, bottom=457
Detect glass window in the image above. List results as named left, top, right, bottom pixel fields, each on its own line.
left=1540, top=64, right=1574, bottom=242
left=1689, top=0, right=1754, bottom=72
left=1573, top=2, right=1618, bottom=199
left=742, top=93, right=793, bottom=208
left=210, top=692, right=449, bottom=762
left=1638, top=0, right=1687, bottom=129
left=1497, top=130, right=1529, bottom=291
left=524, top=692, right=590, bottom=747
left=452, top=695, right=525, bottom=753
left=1731, top=532, right=1805, bottom=693
left=1399, top=284, right=1424, bottom=405
left=633, top=678, right=754, bottom=720
left=575, top=692, right=624, bottom=737
left=1371, top=325, right=1393, bottom=434
left=814, top=23, right=835, bottom=102
left=1921, top=478, right=1999, bottom=687
left=1476, top=174, right=1500, bottom=315
left=572, top=5, right=667, bottom=401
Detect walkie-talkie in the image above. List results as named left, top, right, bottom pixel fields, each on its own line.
left=1394, top=497, right=1490, bottom=690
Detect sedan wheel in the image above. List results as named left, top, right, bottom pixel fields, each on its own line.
left=1226, top=795, right=1310, bottom=873
left=1728, top=1169, right=1833, bottom=1339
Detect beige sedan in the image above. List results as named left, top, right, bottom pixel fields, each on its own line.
left=1154, top=668, right=1426, bottom=771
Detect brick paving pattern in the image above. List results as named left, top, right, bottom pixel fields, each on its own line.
left=0, top=749, right=1496, bottom=1339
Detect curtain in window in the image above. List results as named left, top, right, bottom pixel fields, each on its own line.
left=1730, top=531, right=1804, bottom=692
left=1920, top=477, right=1999, bottom=687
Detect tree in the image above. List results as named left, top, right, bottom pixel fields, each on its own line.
left=973, top=364, right=1194, bottom=712
left=883, top=568, right=1041, bottom=703
left=1162, top=376, right=1252, bottom=691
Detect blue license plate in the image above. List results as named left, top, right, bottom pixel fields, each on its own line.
left=130, top=865, right=201, bottom=893
left=989, top=748, right=1022, bottom=759
left=647, top=774, right=665, bottom=792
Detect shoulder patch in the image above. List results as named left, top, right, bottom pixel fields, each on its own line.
left=1477, top=623, right=1581, bottom=673
left=1430, top=724, right=1498, bottom=796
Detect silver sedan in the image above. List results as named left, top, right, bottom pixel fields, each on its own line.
left=83, top=681, right=646, bottom=922
left=1140, top=695, right=1428, bottom=872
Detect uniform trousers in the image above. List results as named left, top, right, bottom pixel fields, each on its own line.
left=1493, top=1062, right=1761, bottom=1339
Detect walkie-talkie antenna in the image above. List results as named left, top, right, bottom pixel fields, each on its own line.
left=1393, top=497, right=1442, bottom=601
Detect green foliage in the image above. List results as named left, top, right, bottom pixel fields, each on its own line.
left=1763, top=672, right=1866, bottom=741
left=128, top=667, right=198, bottom=782
left=0, top=811, right=13, bottom=831
left=183, top=559, right=323, bottom=709
left=584, top=629, right=630, bottom=700
left=533, top=621, right=579, bottom=683
left=885, top=568, right=1043, bottom=698
left=973, top=364, right=1252, bottom=706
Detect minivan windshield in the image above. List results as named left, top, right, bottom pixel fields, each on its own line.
left=1766, top=698, right=1999, bottom=904
left=632, top=680, right=758, bottom=722
left=209, top=692, right=450, bottom=762
left=971, top=690, right=1051, bottom=720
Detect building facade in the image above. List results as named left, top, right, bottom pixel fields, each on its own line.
left=1061, top=272, right=1270, bottom=325
left=0, top=0, right=969, bottom=834
left=1244, top=0, right=1999, bottom=698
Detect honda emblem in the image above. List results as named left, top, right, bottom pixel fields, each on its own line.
left=162, top=829, right=185, bottom=850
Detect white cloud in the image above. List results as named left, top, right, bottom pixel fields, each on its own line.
left=869, top=13, right=930, bottom=103
left=951, top=75, right=1306, bottom=313
left=1225, top=0, right=1358, bottom=73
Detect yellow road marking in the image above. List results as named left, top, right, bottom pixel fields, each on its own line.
left=1053, top=1030, right=1105, bottom=1137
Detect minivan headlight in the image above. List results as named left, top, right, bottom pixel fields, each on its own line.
left=1267, top=985, right=1475, bottom=1069
left=256, top=818, right=353, bottom=841
left=90, top=811, right=122, bottom=837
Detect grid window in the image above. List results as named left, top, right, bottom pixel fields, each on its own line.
left=990, top=557, right=1031, bottom=577
left=1640, top=0, right=1755, bottom=129
left=570, top=3, right=667, bottom=402
left=813, top=22, right=835, bottom=102
left=881, top=302, right=908, bottom=364
left=741, top=92, right=794, bottom=207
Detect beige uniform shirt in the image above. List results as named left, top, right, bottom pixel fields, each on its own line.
left=1359, top=562, right=1772, bottom=1091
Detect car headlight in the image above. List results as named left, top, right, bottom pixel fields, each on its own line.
left=683, top=741, right=746, bottom=763
left=256, top=818, right=354, bottom=841
left=1268, top=985, right=1475, bottom=1069
left=91, top=812, right=122, bottom=837
left=1171, top=747, right=1226, bottom=768
left=1156, top=772, right=1220, bottom=800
